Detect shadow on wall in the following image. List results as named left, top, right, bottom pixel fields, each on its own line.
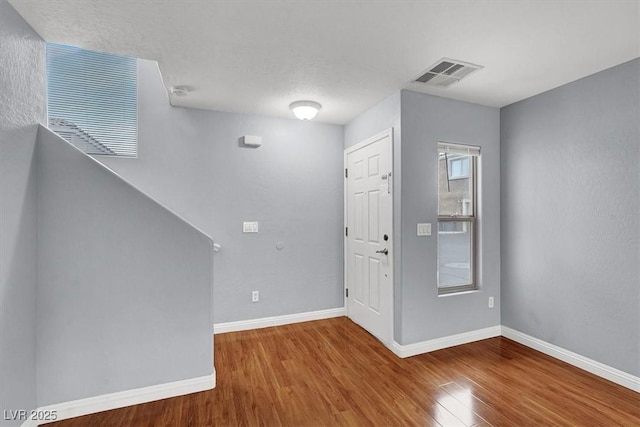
left=0, top=127, right=39, bottom=427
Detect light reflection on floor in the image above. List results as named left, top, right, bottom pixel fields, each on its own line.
left=432, top=382, right=488, bottom=427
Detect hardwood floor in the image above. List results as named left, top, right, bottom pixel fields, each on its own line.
left=47, top=317, right=640, bottom=426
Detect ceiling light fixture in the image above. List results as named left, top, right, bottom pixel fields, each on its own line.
left=289, top=100, right=321, bottom=121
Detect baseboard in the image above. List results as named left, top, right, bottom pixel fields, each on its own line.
left=213, top=307, right=345, bottom=334
left=21, top=371, right=216, bottom=427
left=390, top=325, right=502, bottom=358
left=501, top=326, right=640, bottom=393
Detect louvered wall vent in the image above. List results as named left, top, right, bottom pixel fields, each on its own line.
left=415, top=58, right=483, bottom=88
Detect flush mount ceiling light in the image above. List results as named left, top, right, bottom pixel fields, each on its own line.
left=170, top=85, right=191, bottom=96
left=289, top=100, right=321, bottom=121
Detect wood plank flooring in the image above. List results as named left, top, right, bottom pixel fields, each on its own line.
left=47, top=317, right=640, bottom=426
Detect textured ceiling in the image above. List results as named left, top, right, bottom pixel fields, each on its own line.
left=9, top=0, right=640, bottom=124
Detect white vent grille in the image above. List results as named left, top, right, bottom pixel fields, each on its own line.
left=415, top=58, right=483, bottom=88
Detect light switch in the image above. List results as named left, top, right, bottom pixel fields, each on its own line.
left=243, top=221, right=259, bottom=233
left=417, top=223, right=431, bottom=236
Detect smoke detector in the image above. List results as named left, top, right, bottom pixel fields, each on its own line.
left=414, top=58, right=483, bottom=88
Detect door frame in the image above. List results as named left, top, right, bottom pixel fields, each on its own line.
left=343, top=128, right=394, bottom=345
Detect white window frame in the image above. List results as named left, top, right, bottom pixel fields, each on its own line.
left=437, top=142, right=480, bottom=295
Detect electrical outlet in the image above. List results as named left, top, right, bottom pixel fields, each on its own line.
left=252, top=290, right=259, bottom=302
left=488, top=296, right=494, bottom=308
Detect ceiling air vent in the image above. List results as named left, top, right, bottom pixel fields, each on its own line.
left=415, top=58, right=483, bottom=88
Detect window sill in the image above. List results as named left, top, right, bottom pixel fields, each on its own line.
left=438, top=289, right=479, bottom=298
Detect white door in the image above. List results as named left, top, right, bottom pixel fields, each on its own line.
left=345, top=129, right=393, bottom=344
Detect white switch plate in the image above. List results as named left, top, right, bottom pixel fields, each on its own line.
left=417, top=223, right=431, bottom=236
left=488, top=297, right=494, bottom=308
left=243, top=221, right=259, bottom=233
left=252, top=290, right=259, bottom=302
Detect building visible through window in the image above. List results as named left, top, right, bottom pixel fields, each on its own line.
left=46, top=43, right=137, bottom=157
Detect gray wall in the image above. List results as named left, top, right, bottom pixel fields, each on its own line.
left=399, top=90, right=501, bottom=345
left=344, top=90, right=500, bottom=346
left=0, top=1, right=45, bottom=424
left=344, top=91, right=401, bottom=149
left=36, top=127, right=214, bottom=404
left=501, top=59, right=640, bottom=376
left=99, top=60, right=344, bottom=323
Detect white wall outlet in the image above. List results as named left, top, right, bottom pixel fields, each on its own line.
left=243, top=221, right=259, bottom=233
left=417, top=223, right=431, bottom=236
left=488, top=296, right=494, bottom=308
left=252, top=290, right=259, bottom=302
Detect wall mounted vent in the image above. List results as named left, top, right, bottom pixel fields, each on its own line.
left=415, top=58, right=483, bottom=88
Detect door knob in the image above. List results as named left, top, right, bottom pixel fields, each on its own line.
left=376, top=248, right=389, bottom=255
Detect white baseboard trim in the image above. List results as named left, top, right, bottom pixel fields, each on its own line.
left=22, top=371, right=216, bottom=427
left=214, top=307, right=346, bottom=334
left=390, top=326, right=502, bottom=358
left=502, top=326, right=640, bottom=393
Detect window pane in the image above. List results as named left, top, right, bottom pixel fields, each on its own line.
left=460, top=158, right=469, bottom=176
left=451, top=159, right=462, bottom=177
left=46, top=43, right=137, bottom=157
left=438, top=154, right=473, bottom=216
left=438, top=220, right=473, bottom=289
